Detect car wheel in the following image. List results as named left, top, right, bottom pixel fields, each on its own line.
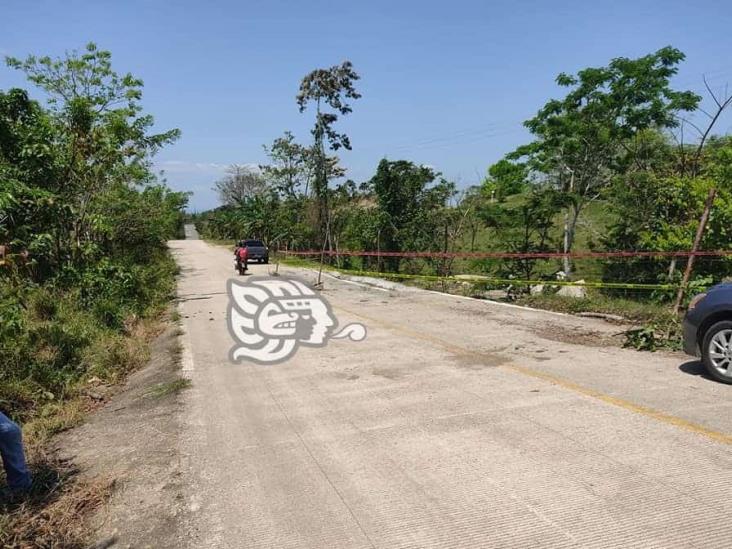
left=701, top=320, right=732, bottom=384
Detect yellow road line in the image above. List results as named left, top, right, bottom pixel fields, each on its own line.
left=335, top=304, right=732, bottom=446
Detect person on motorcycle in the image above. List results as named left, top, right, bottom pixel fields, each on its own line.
left=234, top=240, right=244, bottom=263
left=235, top=242, right=248, bottom=274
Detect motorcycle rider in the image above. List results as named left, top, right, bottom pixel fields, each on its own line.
left=235, top=241, right=248, bottom=274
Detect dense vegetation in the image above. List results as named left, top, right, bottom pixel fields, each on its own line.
left=0, top=43, right=188, bottom=431
left=197, top=47, right=732, bottom=305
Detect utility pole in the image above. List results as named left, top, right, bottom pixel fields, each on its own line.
left=673, top=187, right=716, bottom=315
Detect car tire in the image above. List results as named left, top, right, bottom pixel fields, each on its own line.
left=701, top=320, right=732, bottom=384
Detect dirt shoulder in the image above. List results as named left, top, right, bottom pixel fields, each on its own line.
left=55, top=321, right=189, bottom=548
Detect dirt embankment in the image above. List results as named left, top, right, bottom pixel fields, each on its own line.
left=55, top=321, right=190, bottom=548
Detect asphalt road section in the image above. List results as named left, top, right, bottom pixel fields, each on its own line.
left=170, top=234, right=732, bottom=548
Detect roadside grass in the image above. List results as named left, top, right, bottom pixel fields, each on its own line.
left=143, top=378, right=191, bottom=399
left=276, top=255, right=339, bottom=271
left=24, top=400, right=88, bottom=447
left=0, top=312, right=169, bottom=548
left=0, top=251, right=179, bottom=547
left=169, top=339, right=184, bottom=365
left=514, top=292, right=672, bottom=324
left=0, top=454, right=114, bottom=549
left=0, top=409, right=109, bottom=548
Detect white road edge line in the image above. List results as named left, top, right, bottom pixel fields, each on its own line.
left=291, top=266, right=571, bottom=317
left=419, top=287, right=571, bottom=317
left=323, top=273, right=391, bottom=293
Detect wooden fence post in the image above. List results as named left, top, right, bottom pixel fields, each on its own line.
left=673, top=187, right=716, bottom=315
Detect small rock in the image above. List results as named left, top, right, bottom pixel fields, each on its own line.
left=484, top=289, right=507, bottom=300
left=530, top=284, right=544, bottom=295
left=557, top=280, right=587, bottom=298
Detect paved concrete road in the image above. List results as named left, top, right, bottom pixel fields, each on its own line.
left=183, top=223, right=200, bottom=240
left=170, top=235, right=732, bottom=548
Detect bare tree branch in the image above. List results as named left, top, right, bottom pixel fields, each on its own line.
left=691, top=80, right=732, bottom=173
left=704, top=75, right=723, bottom=109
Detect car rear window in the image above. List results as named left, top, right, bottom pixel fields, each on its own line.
left=244, top=240, right=264, bottom=247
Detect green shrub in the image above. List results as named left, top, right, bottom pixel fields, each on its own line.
left=0, top=249, right=177, bottom=422
left=622, top=314, right=682, bottom=351
left=82, top=332, right=149, bottom=383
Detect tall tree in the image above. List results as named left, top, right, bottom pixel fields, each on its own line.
left=603, top=135, right=732, bottom=286
left=510, top=46, right=699, bottom=275
left=260, top=131, right=314, bottom=198
left=369, top=159, right=453, bottom=272
left=479, top=188, right=568, bottom=281
left=0, top=88, right=63, bottom=266
left=296, top=61, right=361, bottom=248
left=6, top=42, right=180, bottom=266
left=214, top=164, right=267, bottom=206
left=482, top=159, right=527, bottom=202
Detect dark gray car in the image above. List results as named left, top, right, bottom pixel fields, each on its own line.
left=682, top=282, right=732, bottom=384
left=242, top=239, right=269, bottom=263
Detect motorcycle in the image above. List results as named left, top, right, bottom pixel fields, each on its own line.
left=235, top=258, right=248, bottom=275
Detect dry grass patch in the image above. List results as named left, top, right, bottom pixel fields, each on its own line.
left=0, top=312, right=174, bottom=547
left=143, top=378, right=191, bottom=399
left=0, top=455, right=113, bottom=549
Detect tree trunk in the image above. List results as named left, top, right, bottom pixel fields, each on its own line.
left=562, top=169, right=576, bottom=276
left=673, top=188, right=716, bottom=314
left=562, top=204, right=581, bottom=277
left=562, top=211, right=571, bottom=275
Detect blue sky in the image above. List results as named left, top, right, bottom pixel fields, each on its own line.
left=2, top=0, right=731, bottom=211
